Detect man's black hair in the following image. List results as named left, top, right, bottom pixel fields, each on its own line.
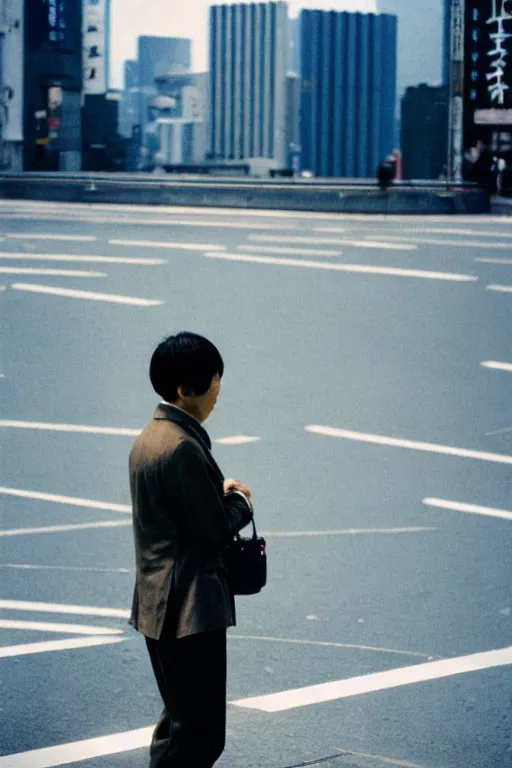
left=150, top=332, right=224, bottom=403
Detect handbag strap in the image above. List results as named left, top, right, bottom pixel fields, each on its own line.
left=234, top=516, right=258, bottom=540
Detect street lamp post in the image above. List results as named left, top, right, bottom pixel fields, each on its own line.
left=447, top=0, right=465, bottom=184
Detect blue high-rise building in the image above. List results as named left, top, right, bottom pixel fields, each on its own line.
left=300, top=10, right=397, bottom=178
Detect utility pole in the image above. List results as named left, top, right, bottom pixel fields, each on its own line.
left=447, top=0, right=465, bottom=184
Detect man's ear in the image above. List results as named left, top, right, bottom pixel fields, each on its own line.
left=177, top=384, right=194, bottom=398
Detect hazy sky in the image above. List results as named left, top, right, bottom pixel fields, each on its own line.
left=110, top=0, right=377, bottom=88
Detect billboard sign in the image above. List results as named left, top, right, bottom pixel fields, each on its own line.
left=25, top=0, right=82, bottom=53
left=464, top=0, right=512, bottom=141
left=83, top=0, right=108, bottom=94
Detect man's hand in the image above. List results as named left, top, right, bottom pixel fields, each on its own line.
left=224, top=478, right=251, bottom=499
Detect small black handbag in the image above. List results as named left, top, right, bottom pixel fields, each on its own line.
left=224, top=518, right=267, bottom=595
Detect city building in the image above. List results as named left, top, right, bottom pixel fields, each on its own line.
left=0, top=0, right=24, bottom=170
left=377, top=0, right=444, bottom=95
left=124, top=59, right=138, bottom=90
left=209, top=1, right=289, bottom=172
left=83, top=0, right=111, bottom=95
left=300, top=10, right=397, bottom=178
left=137, top=36, right=192, bottom=88
left=24, top=0, right=83, bottom=171
left=401, top=83, right=449, bottom=179
left=442, top=0, right=451, bottom=86
left=153, top=71, right=209, bottom=166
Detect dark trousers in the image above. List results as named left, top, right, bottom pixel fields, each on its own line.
left=145, top=628, right=227, bottom=768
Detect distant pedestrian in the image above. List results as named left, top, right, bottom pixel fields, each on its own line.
left=129, top=332, right=253, bottom=767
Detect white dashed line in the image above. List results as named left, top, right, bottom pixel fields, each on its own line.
left=238, top=244, right=343, bottom=257
left=481, top=361, right=512, bottom=372
left=0, top=564, right=133, bottom=574
left=0, top=253, right=167, bottom=265
left=108, top=239, right=225, bottom=251
left=0, top=268, right=106, bottom=277
left=231, top=645, right=512, bottom=712
left=0, top=486, right=131, bottom=513
left=0, top=600, right=130, bottom=619
left=372, top=235, right=512, bottom=249
left=5, top=233, right=97, bottom=242
left=10, top=283, right=164, bottom=306
left=0, top=620, right=124, bottom=636
left=0, top=420, right=140, bottom=435
left=248, top=234, right=418, bottom=251
left=305, top=425, right=512, bottom=465
left=215, top=435, right=261, bottom=445
left=0, top=520, right=131, bottom=537
left=205, top=253, right=477, bottom=282
left=423, top=498, right=512, bottom=522
left=260, top=527, right=436, bottom=538
left=487, top=284, right=512, bottom=294
left=0, top=636, right=126, bottom=661
left=475, top=258, right=512, bottom=264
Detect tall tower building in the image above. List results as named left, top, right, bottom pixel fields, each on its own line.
left=377, top=0, right=443, bottom=94
left=300, top=10, right=397, bottom=178
left=209, top=1, right=289, bottom=169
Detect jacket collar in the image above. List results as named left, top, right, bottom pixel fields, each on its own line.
left=153, top=403, right=212, bottom=451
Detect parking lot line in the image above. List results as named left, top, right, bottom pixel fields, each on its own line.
left=231, top=645, right=512, bottom=712
left=0, top=253, right=167, bottom=265
left=0, top=420, right=140, bottom=435
left=6, top=233, right=97, bottom=242
left=0, top=267, right=106, bottom=277
left=481, top=361, right=512, bottom=372
left=305, top=425, right=512, bottom=465
left=108, top=239, right=225, bottom=250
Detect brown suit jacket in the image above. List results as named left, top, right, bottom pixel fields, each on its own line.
left=128, top=403, right=253, bottom=640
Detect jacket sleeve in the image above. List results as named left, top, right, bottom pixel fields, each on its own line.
left=165, top=440, right=253, bottom=543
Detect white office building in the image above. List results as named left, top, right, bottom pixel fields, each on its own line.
left=209, top=1, right=289, bottom=171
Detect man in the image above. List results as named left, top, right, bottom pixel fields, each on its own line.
left=129, top=332, right=253, bottom=767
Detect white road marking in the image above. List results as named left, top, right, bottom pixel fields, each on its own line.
left=6, top=233, right=97, bottom=242
left=109, top=239, right=225, bottom=251
left=485, top=426, right=512, bottom=437
left=475, top=257, right=512, bottom=264
left=0, top=599, right=130, bottom=619
left=10, top=283, right=163, bottom=306
left=260, top=527, right=436, bottom=538
left=248, top=234, right=418, bottom=251
left=384, top=227, right=512, bottom=239
left=373, top=234, right=512, bottom=249
left=0, top=212, right=298, bottom=229
left=0, top=252, right=167, bottom=265
left=423, top=497, right=512, bottom=522
left=215, top=435, right=261, bottom=445
left=0, top=520, right=131, bottom=537
left=306, top=425, right=512, bottom=465
left=231, top=645, right=512, bottom=712
left=0, top=727, right=154, bottom=767
left=0, top=267, right=105, bottom=277
left=205, top=252, right=477, bottom=282
left=487, top=284, right=512, bottom=293
left=0, top=636, right=126, bottom=661
left=228, top=634, right=436, bottom=660
left=0, top=419, right=140, bottom=435
left=335, top=750, right=423, bottom=768
left=481, top=361, right=512, bottom=372
left=0, top=619, right=124, bottom=636
left=238, top=244, right=343, bottom=257
left=0, top=564, right=133, bottom=574
left=0, top=486, right=131, bottom=513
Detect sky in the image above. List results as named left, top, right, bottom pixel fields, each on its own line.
left=110, top=0, right=378, bottom=88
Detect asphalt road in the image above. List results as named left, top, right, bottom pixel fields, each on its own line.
left=0, top=200, right=511, bottom=768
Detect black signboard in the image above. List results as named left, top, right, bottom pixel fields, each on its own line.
left=464, top=0, right=512, bottom=140
left=25, top=0, right=82, bottom=54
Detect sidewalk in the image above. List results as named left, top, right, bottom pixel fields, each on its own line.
left=491, top=196, right=512, bottom=216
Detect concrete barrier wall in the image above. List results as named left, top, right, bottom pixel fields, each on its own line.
left=0, top=174, right=491, bottom=214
